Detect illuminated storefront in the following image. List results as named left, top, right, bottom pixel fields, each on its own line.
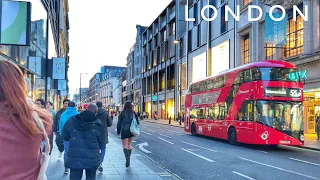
left=166, top=99, right=175, bottom=119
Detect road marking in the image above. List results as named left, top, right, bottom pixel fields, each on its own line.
left=232, top=171, right=256, bottom=180
left=289, top=157, right=320, bottom=167
left=141, top=131, right=152, bottom=135
left=137, top=142, right=151, bottom=153
left=258, top=150, right=268, bottom=154
left=148, top=129, right=155, bottom=133
left=132, top=140, right=137, bottom=143
left=158, top=137, right=174, bottom=145
left=180, top=141, right=217, bottom=152
left=181, top=148, right=215, bottom=162
left=239, top=157, right=319, bottom=180
left=166, top=129, right=180, bottom=133
left=158, top=172, right=172, bottom=177
left=279, top=145, right=320, bottom=154
left=158, top=133, right=172, bottom=139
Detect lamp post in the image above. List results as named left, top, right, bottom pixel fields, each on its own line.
left=80, top=73, right=88, bottom=107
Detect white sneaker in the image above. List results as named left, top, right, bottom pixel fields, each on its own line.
left=58, top=152, right=63, bottom=158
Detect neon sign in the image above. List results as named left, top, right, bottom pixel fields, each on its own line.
left=288, top=70, right=307, bottom=81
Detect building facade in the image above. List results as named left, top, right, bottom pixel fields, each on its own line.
left=140, top=0, right=320, bottom=136
left=0, top=0, right=70, bottom=110
left=98, top=65, right=125, bottom=109
left=88, top=73, right=101, bottom=103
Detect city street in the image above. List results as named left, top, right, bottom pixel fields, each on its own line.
left=111, top=117, right=320, bottom=180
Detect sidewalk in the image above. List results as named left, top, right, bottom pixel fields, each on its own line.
left=143, top=119, right=184, bottom=128
left=143, top=119, right=320, bottom=151
left=303, top=134, right=320, bottom=151
left=46, top=135, right=164, bottom=180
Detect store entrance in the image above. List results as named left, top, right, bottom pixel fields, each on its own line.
left=304, top=91, right=320, bottom=134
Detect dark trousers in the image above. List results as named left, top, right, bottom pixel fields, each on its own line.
left=55, top=133, right=64, bottom=152
left=70, top=168, right=96, bottom=180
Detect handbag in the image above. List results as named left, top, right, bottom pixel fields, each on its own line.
left=130, top=113, right=140, bottom=136
left=33, top=112, right=51, bottom=180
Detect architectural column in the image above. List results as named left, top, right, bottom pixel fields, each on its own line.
left=312, top=0, right=320, bottom=51
left=303, top=0, right=313, bottom=55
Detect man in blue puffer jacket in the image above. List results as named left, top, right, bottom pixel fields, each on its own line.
left=59, top=101, right=79, bottom=174
left=62, top=103, right=105, bottom=180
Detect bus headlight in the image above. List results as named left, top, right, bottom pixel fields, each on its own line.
left=300, top=134, right=304, bottom=142
left=261, top=132, right=268, bottom=140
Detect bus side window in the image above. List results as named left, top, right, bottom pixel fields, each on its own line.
left=243, top=69, right=252, bottom=82
left=207, top=107, right=214, bottom=119
left=190, top=109, right=198, bottom=119
left=237, top=101, right=254, bottom=121
left=234, top=72, right=243, bottom=84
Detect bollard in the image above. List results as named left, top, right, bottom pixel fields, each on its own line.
left=169, top=116, right=171, bottom=124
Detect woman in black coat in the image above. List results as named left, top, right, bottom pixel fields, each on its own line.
left=117, top=101, right=139, bottom=167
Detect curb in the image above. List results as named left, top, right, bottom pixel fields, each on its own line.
left=280, top=145, right=320, bottom=152
left=143, top=120, right=184, bottom=129
left=297, top=145, right=320, bottom=151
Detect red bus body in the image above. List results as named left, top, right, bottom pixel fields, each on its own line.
left=184, top=60, right=304, bottom=146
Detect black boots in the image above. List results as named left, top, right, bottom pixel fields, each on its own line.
left=123, top=148, right=132, bottom=167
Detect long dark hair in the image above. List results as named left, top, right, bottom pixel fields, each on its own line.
left=123, top=101, right=133, bottom=112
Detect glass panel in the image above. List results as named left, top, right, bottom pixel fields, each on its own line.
left=255, top=101, right=303, bottom=132
left=259, top=67, right=301, bottom=82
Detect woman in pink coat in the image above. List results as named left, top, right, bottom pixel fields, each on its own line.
left=0, top=60, right=52, bottom=179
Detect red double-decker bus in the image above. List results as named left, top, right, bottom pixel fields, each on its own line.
left=184, top=60, right=304, bottom=146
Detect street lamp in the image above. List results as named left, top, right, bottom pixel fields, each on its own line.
left=80, top=73, right=88, bottom=107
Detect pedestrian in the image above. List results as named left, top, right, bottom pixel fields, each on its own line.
left=96, top=102, right=113, bottom=172
left=59, top=101, right=79, bottom=174
left=63, top=104, right=105, bottom=180
left=117, top=101, right=140, bottom=167
left=53, top=99, right=70, bottom=158
left=0, top=60, right=52, bottom=179
left=36, top=99, right=54, bottom=155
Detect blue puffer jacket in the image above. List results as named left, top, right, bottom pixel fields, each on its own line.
left=59, top=107, right=79, bottom=135
left=62, top=111, right=105, bottom=169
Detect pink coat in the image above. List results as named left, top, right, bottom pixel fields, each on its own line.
left=0, top=103, right=52, bottom=180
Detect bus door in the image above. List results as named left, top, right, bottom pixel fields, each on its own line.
left=236, top=100, right=255, bottom=143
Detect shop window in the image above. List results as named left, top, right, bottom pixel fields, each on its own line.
left=237, top=101, right=254, bottom=121
left=243, top=34, right=250, bottom=64
left=221, top=4, right=227, bottom=34
left=265, top=44, right=275, bottom=60
left=285, top=16, right=304, bottom=58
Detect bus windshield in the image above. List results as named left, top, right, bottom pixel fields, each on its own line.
left=259, top=68, right=301, bottom=82
left=255, top=101, right=303, bottom=132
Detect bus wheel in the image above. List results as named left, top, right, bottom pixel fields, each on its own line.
left=228, top=127, right=238, bottom=145
left=191, top=123, right=196, bottom=136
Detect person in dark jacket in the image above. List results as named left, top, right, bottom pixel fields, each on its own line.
left=117, top=101, right=140, bottom=167
left=53, top=99, right=69, bottom=155
left=96, top=102, right=112, bottom=172
left=63, top=103, right=105, bottom=180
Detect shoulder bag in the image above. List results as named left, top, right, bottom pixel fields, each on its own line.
left=130, top=113, right=140, bottom=136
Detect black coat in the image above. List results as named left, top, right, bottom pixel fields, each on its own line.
left=96, top=108, right=112, bottom=144
left=53, top=108, right=65, bottom=132
left=62, top=111, right=105, bottom=169
left=117, top=111, right=139, bottom=139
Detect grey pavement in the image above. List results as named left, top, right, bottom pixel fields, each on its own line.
left=109, top=120, right=320, bottom=180
left=143, top=118, right=320, bottom=151
left=46, top=133, right=169, bottom=180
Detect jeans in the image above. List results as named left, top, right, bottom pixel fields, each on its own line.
left=100, top=147, right=106, bottom=163
left=63, top=141, right=69, bottom=165
left=70, top=168, right=96, bottom=180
